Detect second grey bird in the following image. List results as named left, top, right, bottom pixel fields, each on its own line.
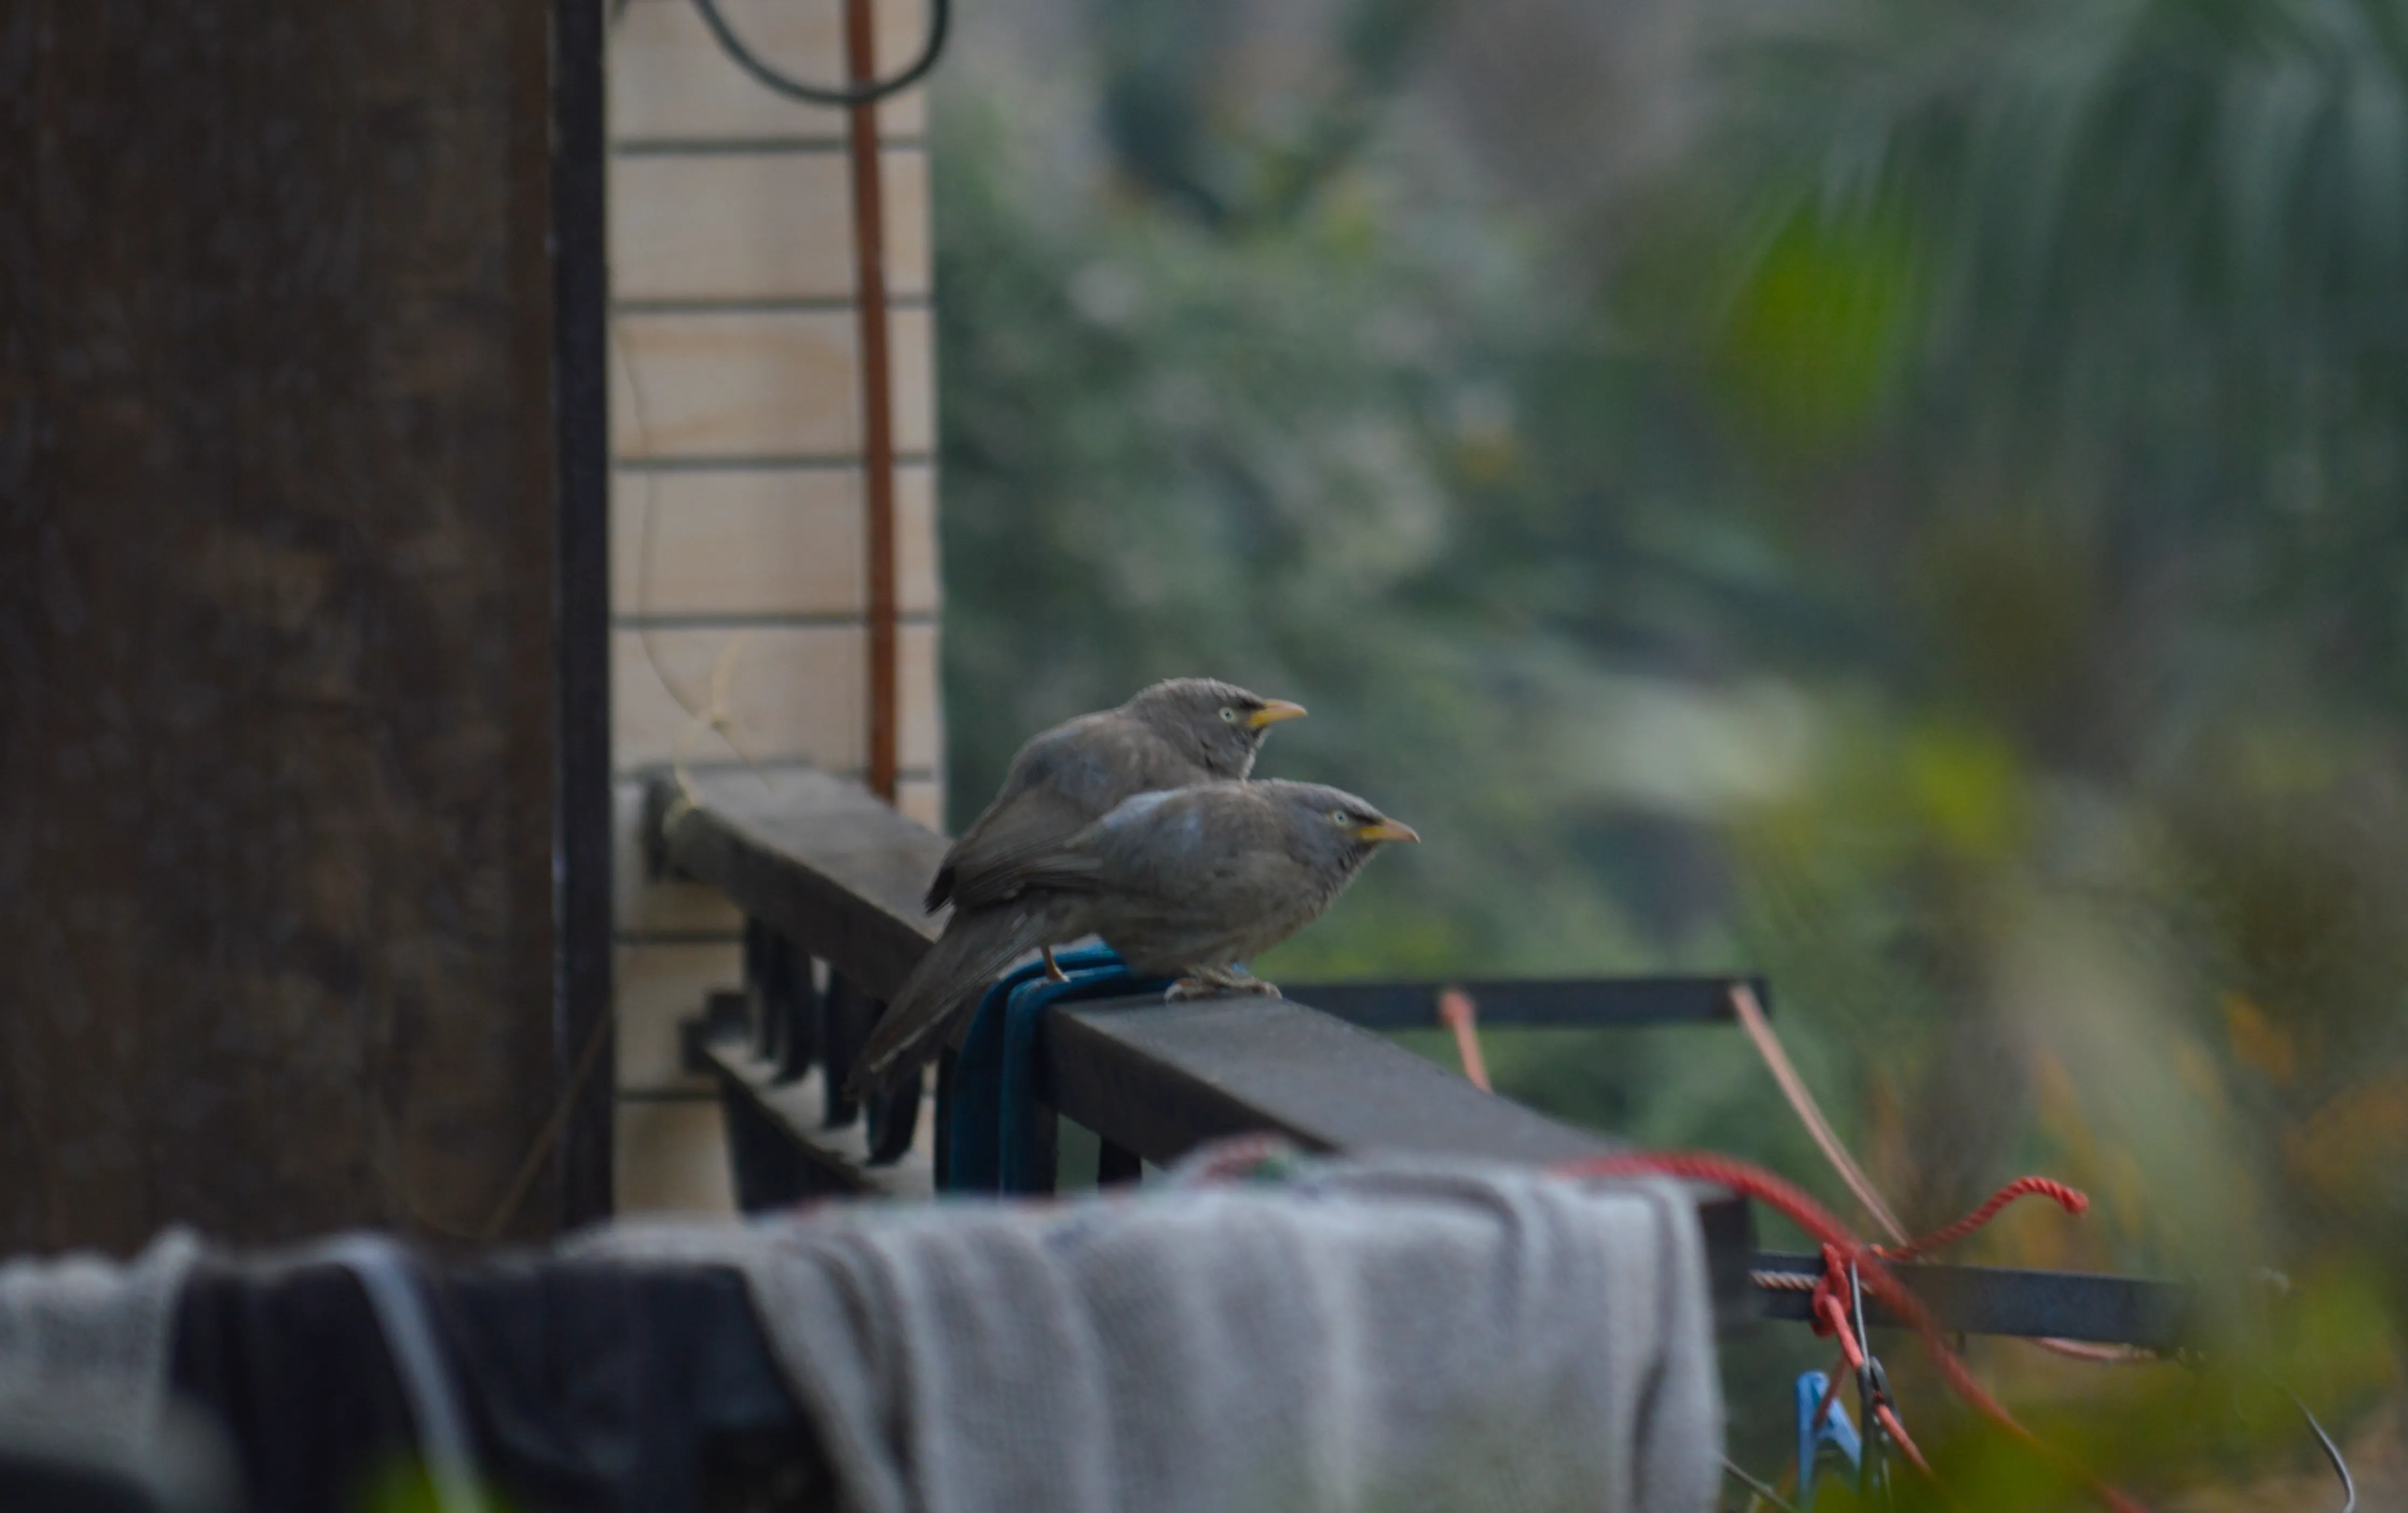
left=847, top=779, right=1418, bottom=1097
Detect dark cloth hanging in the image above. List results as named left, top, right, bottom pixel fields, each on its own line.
left=168, top=1263, right=414, bottom=1512
left=169, top=1255, right=828, bottom=1513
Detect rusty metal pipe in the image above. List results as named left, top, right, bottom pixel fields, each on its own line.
left=844, top=0, right=900, bottom=803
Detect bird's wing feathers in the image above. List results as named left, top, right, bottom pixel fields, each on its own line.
left=930, top=714, right=1208, bottom=911
left=1090, top=786, right=1307, bottom=903
left=1068, top=786, right=1347, bottom=975
left=925, top=735, right=1074, bottom=909
left=964, top=843, right=1110, bottom=902
left=938, top=782, right=1110, bottom=910
left=960, top=787, right=1241, bottom=913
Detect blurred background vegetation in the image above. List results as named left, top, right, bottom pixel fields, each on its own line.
left=928, top=0, right=2408, bottom=1502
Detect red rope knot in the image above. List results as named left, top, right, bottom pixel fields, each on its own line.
left=1807, top=1242, right=1856, bottom=1346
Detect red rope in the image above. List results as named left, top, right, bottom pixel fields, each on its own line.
left=1437, top=988, right=1492, bottom=1092
left=1559, top=1150, right=2150, bottom=1513
left=1877, top=1176, right=2088, bottom=1262
left=1724, top=984, right=2154, bottom=1366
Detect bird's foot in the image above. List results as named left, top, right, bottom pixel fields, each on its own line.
left=1166, top=978, right=1219, bottom=1001
left=1043, top=946, right=1069, bottom=984
left=1231, top=976, right=1283, bottom=998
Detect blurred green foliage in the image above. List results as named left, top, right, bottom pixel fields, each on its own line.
left=932, top=0, right=2408, bottom=1501
left=354, top=1457, right=516, bottom=1513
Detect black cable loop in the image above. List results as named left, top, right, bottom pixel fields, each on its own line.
left=689, top=0, right=950, bottom=107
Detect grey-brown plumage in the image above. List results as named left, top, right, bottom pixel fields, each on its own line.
left=847, top=780, right=1418, bottom=1097
left=925, top=678, right=1306, bottom=916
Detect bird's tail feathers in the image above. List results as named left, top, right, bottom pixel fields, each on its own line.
left=844, top=899, right=1075, bottom=1100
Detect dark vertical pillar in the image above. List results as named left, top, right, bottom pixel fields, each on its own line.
left=0, top=0, right=606, bottom=1252
left=553, top=0, right=615, bottom=1233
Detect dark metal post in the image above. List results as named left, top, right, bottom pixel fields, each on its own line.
left=867, top=1067, right=923, bottom=1164
left=771, top=941, right=820, bottom=1083
left=821, top=972, right=877, bottom=1126
left=1097, top=1140, right=1144, bottom=1186
left=554, top=0, right=616, bottom=1229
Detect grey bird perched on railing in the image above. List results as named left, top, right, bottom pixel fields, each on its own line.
left=925, top=677, right=1306, bottom=979
left=847, top=780, right=1418, bottom=1097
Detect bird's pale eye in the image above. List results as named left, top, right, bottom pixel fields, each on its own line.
left=1329, top=809, right=1352, bottom=827
left=1220, top=707, right=1241, bottom=724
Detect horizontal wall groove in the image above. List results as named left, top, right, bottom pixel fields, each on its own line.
left=613, top=135, right=927, bottom=155
left=613, top=610, right=939, bottom=631
left=613, top=758, right=941, bottom=782
left=613, top=293, right=932, bottom=316
left=614, top=451, right=937, bottom=472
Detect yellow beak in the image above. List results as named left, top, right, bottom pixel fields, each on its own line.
left=1355, top=819, right=1420, bottom=844
left=1246, top=700, right=1309, bottom=729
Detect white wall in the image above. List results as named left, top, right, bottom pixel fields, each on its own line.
left=607, top=0, right=943, bottom=1212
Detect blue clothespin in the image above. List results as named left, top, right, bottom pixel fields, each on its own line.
left=946, top=947, right=1172, bottom=1193
left=1796, top=1370, right=1862, bottom=1508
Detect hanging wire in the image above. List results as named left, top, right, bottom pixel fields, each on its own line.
left=1847, top=1261, right=1896, bottom=1505
left=1720, top=1454, right=1802, bottom=1513
left=690, top=0, right=951, bottom=107
left=2284, top=1387, right=2357, bottom=1513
